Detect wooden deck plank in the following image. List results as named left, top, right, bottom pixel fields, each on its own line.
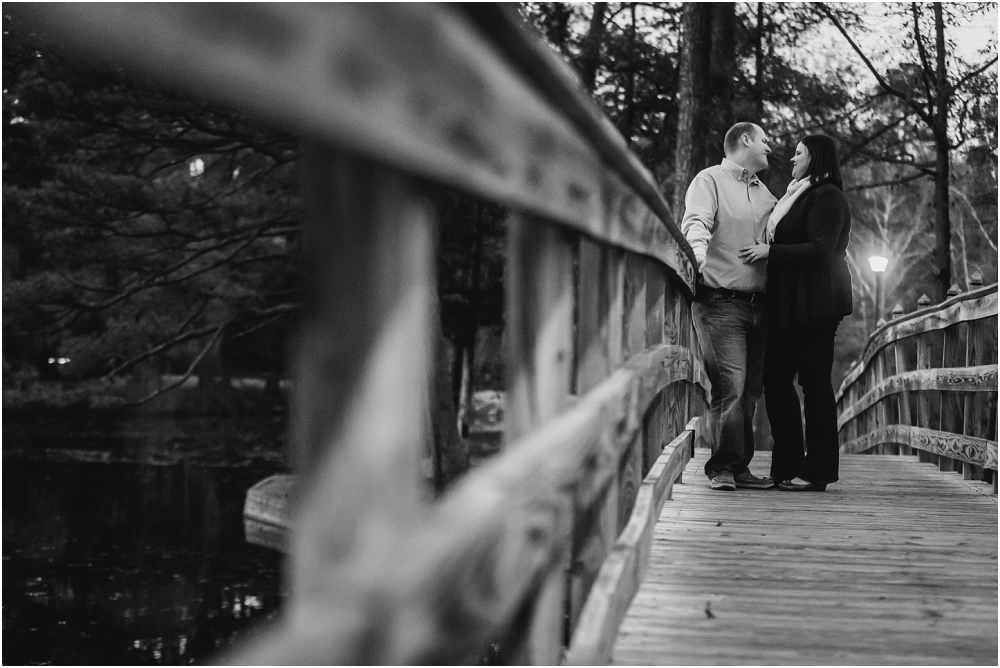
left=612, top=451, right=998, bottom=666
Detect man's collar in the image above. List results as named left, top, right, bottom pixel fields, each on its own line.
left=721, top=157, right=759, bottom=184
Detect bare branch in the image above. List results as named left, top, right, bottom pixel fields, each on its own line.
left=104, top=322, right=219, bottom=380
left=844, top=173, right=928, bottom=192
left=819, top=3, right=934, bottom=126
left=127, top=323, right=227, bottom=406
left=951, top=185, right=998, bottom=252
left=839, top=116, right=909, bottom=163
left=949, top=56, right=999, bottom=96
left=910, top=3, right=936, bottom=111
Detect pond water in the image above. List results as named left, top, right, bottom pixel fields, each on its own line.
left=3, top=453, right=286, bottom=665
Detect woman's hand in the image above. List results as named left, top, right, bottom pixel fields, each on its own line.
left=739, top=243, right=769, bottom=263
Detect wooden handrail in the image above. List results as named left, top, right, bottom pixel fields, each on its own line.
left=836, top=281, right=998, bottom=492
left=837, top=364, right=997, bottom=429
left=17, top=3, right=695, bottom=294
left=837, top=284, right=997, bottom=397
left=18, top=4, right=712, bottom=663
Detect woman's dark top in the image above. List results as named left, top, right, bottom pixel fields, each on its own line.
left=766, top=183, right=853, bottom=329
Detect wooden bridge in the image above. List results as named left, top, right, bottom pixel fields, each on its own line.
left=21, top=4, right=997, bottom=665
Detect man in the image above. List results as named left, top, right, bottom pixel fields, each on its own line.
left=681, top=122, right=777, bottom=491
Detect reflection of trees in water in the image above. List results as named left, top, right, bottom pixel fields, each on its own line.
left=3, top=457, right=284, bottom=664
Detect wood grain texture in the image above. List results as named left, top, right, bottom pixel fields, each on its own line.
left=566, top=424, right=696, bottom=666
left=16, top=3, right=696, bottom=294
left=837, top=365, right=998, bottom=429
left=244, top=474, right=296, bottom=551
left=503, top=215, right=576, bottom=662
left=504, top=216, right=575, bottom=444
left=612, top=451, right=998, bottom=666
left=224, top=150, right=436, bottom=665
left=837, top=285, right=997, bottom=398
left=841, top=424, right=998, bottom=469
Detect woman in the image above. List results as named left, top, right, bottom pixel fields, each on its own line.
left=738, top=135, right=853, bottom=491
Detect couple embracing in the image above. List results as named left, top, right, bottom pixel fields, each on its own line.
left=681, top=122, right=854, bottom=493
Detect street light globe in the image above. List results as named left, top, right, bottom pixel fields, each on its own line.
left=868, top=255, right=888, bottom=273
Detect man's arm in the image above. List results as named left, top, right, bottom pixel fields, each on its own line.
left=680, top=174, right=717, bottom=271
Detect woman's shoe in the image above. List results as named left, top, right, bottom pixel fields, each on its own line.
left=777, top=478, right=827, bottom=492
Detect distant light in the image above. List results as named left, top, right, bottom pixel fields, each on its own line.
left=868, top=255, right=888, bottom=273
left=189, top=158, right=205, bottom=177
left=232, top=167, right=241, bottom=179
left=48, top=357, right=70, bottom=365
left=10, top=116, right=25, bottom=124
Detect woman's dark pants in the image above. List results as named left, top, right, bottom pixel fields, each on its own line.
left=764, top=317, right=842, bottom=485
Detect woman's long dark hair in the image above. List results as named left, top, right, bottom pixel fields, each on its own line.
left=800, top=134, right=843, bottom=190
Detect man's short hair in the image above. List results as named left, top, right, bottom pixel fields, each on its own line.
left=724, top=122, right=759, bottom=156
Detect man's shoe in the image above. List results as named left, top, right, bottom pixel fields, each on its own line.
left=709, top=471, right=736, bottom=491
left=734, top=471, right=774, bottom=489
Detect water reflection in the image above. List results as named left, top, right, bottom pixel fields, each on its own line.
left=3, top=458, right=285, bottom=665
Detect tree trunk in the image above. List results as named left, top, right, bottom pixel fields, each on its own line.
left=457, top=203, right=485, bottom=437
left=431, top=321, right=470, bottom=493
left=707, top=2, right=736, bottom=166
left=620, top=4, right=639, bottom=137
left=673, top=2, right=713, bottom=218
left=753, top=2, right=766, bottom=123
left=579, top=2, right=607, bottom=93
left=932, top=3, right=952, bottom=300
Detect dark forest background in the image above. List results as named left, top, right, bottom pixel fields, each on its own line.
left=3, top=4, right=997, bottom=485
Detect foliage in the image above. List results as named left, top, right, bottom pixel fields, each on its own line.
left=3, top=14, right=301, bottom=408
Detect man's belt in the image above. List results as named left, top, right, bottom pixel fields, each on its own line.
left=698, top=286, right=765, bottom=303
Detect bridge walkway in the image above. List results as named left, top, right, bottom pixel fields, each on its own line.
left=613, top=450, right=998, bottom=665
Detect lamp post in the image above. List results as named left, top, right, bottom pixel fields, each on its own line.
left=869, top=255, right=888, bottom=325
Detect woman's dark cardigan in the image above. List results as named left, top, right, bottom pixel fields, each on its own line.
left=766, top=183, right=854, bottom=329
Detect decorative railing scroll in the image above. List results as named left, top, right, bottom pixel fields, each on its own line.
left=18, top=4, right=712, bottom=664
left=836, top=275, right=998, bottom=492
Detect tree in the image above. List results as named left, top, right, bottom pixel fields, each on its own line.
left=3, top=14, right=301, bottom=409
left=821, top=2, right=998, bottom=300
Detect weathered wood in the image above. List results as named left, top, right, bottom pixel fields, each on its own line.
left=224, top=149, right=436, bottom=665
left=17, top=3, right=696, bottom=294
left=566, top=422, right=696, bottom=666
left=963, top=317, right=992, bottom=446
left=837, top=365, right=998, bottom=429
left=457, top=4, right=698, bottom=272
left=836, top=285, right=998, bottom=398
left=613, top=451, right=999, bottom=666
left=622, top=253, right=648, bottom=361
left=576, top=239, right=610, bottom=395
left=504, top=215, right=576, bottom=662
left=915, top=332, right=934, bottom=431
left=874, top=350, right=888, bottom=432
left=505, top=217, right=575, bottom=444
left=17, top=3, right=720, bottom=664
left=244, top=474, right=296, bottom=551
left=940, top=323, right=967, bottom=440
left=570, top=238, right=619, bottom=634
left=894, top=338, right=913, bottom=426
left=840, top=424, right=998, bottom=469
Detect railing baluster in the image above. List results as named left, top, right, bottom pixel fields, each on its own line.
left=568, top=238, right=619, bottom=636
left=504, top=215, right=575, bottom=663
left=643, top=259, right=666, bottom=472
left=618, top=252, right=646, bottom=532
left=939, top=319, right=967, bottom=472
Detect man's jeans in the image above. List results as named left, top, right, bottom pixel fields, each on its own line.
left=692, top=293, right=768, bottom=478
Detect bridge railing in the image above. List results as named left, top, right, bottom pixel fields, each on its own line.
left=836, top=274, right=998, bottom=493
left=19, top=4, right=711, bottom=664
